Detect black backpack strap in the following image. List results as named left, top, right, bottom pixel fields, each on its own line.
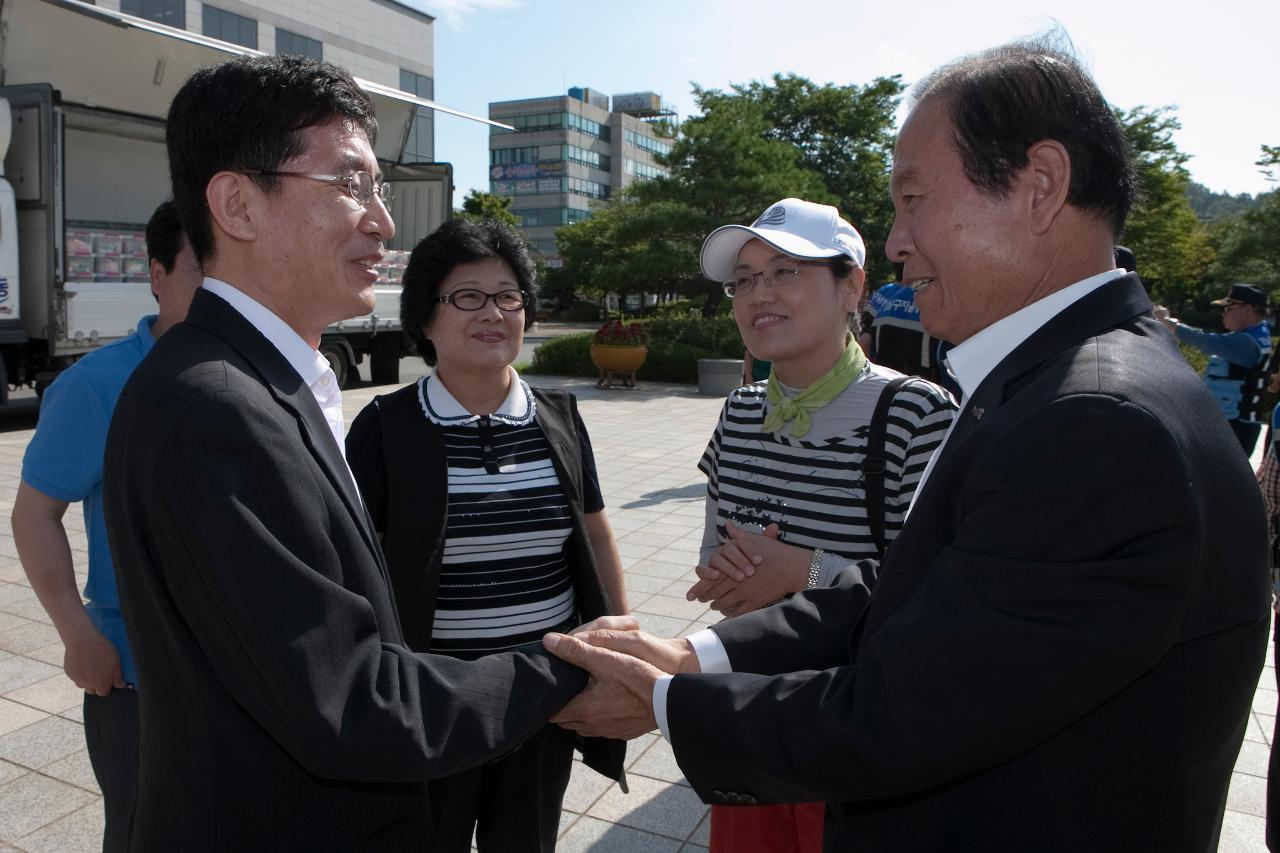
left=864, top=376, right=910, bottom=559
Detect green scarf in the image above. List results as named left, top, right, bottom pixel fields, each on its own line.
left=762, top=336, right=867, bottom=438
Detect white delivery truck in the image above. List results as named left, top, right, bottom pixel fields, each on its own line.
left=0, top=0, right=466, bottom=400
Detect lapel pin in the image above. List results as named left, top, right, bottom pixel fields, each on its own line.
left=970, top=406, right=985, bottom=420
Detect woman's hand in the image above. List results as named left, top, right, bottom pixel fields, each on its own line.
left=686, top=523, right=811, bottom=615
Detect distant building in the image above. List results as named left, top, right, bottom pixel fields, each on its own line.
left=103, top=0, right=437, bottom=162
left=488, top=88, right=676, bottom=264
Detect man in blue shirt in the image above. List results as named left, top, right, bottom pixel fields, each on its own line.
left=862, top=280, right=938, bottom=381
left=10, top=201, right=202, bottom=853
left=1159, top=283, right=1272, bottom=455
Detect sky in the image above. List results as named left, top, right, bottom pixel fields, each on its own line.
left=408, top=0, right=1279, bottom=204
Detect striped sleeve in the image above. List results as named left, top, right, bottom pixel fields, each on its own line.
left=697, top=397, right=732, bottom=502
left=884, top=379, right=957, bottom=530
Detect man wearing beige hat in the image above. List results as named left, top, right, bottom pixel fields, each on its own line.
left=1157, top=282, right=1272, bottom=454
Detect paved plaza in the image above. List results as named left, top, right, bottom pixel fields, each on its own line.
left=0, top=374, right=1273, bottom=851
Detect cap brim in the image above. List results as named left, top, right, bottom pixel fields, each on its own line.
left=1211, top=298, right=1242, bottom=306
left=699, top=225, right=849, bottom=281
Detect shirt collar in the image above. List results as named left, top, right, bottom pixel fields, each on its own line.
left=135, top=314, right=159, bottom=354
left=945, top=268, right=1126, bottom=401
left=201, top=277, right=329, bottom=387
left=419, top=369, right=536, bottom=426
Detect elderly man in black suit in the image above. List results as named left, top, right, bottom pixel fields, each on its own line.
left=543, top=39, right=1270, bottom=852
left=101, top=56, right=604, bottom=851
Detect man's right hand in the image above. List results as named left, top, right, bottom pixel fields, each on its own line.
left=64, top=628, right=125, bottom=696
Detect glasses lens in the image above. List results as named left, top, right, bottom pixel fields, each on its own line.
left=378, top=181, right=395, bottom=203
left=345, top=172, right=371, bottom=203
left=450, top=289, right=486, bottom=310
left=722, top=281, right=738, bottom=298
left=495, top=291, right=527, bottom=311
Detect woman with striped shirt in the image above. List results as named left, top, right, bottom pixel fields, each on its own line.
left=689, top=198, right=957, bottom=852
left=346, top=218, right=627, bottom=853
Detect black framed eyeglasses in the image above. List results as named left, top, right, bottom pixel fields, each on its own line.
left=239, top=170, right=394, bottom=205
left=438, top=289, right=529, bottom=312
left=723, top=260, right=832, bottom=298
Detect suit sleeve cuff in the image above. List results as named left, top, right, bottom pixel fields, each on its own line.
left=653, top=675, right=674, bottom=741
left=688, top=628, right=732, bottom=673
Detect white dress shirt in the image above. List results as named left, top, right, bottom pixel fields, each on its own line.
left=652, top=267, right=1128, bottom=741
left=201, top=278, right=349, bottom=459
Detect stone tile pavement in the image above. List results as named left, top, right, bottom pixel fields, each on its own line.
left=0, top=376, right=1272, bottom=851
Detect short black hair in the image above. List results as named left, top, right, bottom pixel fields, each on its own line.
left=145, top=200, right=186, bottom=273
left=912, top=37, right=1136, bottom=237
left=166, top=55, right=377, bottom=264
left=401, top=218, right=538, bottom=367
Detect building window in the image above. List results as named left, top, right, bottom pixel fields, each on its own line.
left=625, top=129, right=673, bottom=157
left=399, top=69, right=435, bottom=163
left=625, top=159, right=666, bottom=181
left=565, top=145, right=610, bottom=172
left=203, top=6, right=257, bottom=49
left=122, top=0, right=184, bottom=27
left=492, top=112, right=612, bottom=143
left=276, top=28, right=322, bottom=61
left=567, top=177, right=609, bottom=200
left=511, top=207, right=592, bottom=228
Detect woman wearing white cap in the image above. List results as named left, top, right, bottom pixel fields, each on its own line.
left=689, top=198, right=957, bottom=852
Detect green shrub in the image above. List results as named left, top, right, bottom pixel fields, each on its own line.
left=637, top=342, right=715, bottom=383
left=643, top=315, right=744, bottom=357
left=527, top=332, right=594, bottom=377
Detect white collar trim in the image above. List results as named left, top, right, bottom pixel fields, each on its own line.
left=418, top=369, right=536, bottom=426
left=945, top=268, right=1125, bottom=401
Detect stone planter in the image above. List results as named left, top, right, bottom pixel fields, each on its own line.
left=590, top=344, right=647, bottom=389
left=697, top=358, right=745, bottom=396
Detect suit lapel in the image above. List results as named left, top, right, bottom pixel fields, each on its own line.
left=918, top=274, right=1152, bottom=505
left=185, top=290, right=386, bottom=569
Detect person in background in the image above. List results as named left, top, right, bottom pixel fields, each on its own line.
left=346, top=217, right=628, bottom=853
left=10, top=200, right=202, bottom=852
left=686, top=197, right=956, bottom=852
left=862, top=276, right=938, bottom=381
left=1157, top=283, right=1272, bottom=454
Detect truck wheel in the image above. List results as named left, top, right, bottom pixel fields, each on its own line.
left=319, top=342, right=352, bottom=389
left=370, top=333, right=401, bottom=386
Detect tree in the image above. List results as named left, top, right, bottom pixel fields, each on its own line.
left=732, top=74, right=905, bottom=284
left=1115, top=106, right=1212, bottom=313
left=552, top=75, right=903, bottom=312
left=457, top=189, right=518, bottom=228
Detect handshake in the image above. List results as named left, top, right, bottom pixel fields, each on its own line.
left=542, top=616, right=701, bottom=740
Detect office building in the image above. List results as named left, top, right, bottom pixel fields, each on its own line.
left=98, top=0, right=436, bottom=162
left=489, top=87, right=675, bottom=263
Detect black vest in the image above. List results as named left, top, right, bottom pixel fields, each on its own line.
left=362, top=382, right=625, bottom=782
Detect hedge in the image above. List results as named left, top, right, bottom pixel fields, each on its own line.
left=525, top=317, right=747, bottom=384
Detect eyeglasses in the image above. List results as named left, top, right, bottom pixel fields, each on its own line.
left=438, top=288, right=529, bottom=312
left=723, top=261, right=831, bottom=298
left=239, top=170, right=394, bottom=205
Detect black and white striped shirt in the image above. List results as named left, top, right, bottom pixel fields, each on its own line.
left=699, top=364, right=957, bottom=576
left=420, top=375, right=579, bottom=659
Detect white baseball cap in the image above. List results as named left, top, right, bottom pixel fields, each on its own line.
left=699, top=198, right=866, bottom=281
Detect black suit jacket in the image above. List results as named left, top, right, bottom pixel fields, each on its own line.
left=102, top=289, right=587, bottom=852
left=667, top=274, right=1270, bottom=851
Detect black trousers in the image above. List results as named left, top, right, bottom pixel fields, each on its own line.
left=1231, top=418, right=1263, bottom=456
left=427, top=723, right=576, bottom=853
left=83, top=688, right=140, bottom=853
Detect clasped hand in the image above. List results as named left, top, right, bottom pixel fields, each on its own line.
left=542, top=615, right=699, bottom=740
left=686, top=522, right=810, bottom=616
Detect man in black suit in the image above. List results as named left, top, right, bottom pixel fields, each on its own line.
left=102, top=56, right=592, bottom=850
left=543, top=39, right=1271, bottom=851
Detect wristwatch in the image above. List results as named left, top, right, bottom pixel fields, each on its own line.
left=806, top=548, right=824, bottom=590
